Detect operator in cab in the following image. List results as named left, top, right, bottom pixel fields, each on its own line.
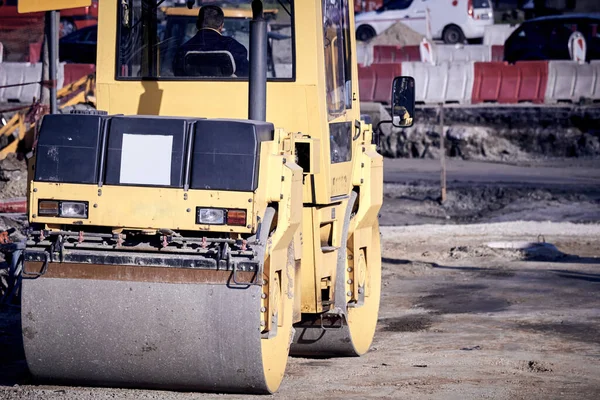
left=392, top=105, right=413, bottom=127
left=173, top=5, right=250, bottom=77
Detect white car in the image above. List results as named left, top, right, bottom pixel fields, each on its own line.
left=355, top=0, right=494, bottom=44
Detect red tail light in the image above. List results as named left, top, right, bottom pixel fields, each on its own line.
left=227, top=210, right=247, bottom=226
left=468, top=0, right=474, bottom=18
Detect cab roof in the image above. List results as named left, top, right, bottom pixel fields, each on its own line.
left=162, top=6, right=278, bottom=19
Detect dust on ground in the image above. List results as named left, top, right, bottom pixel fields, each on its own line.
left=1, top=221, right=599, bottom=399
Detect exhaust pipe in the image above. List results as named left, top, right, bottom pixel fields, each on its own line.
left=248, top=0, right=267, bottom=121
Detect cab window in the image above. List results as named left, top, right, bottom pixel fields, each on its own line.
left=379, top=0, right=413, bottom=11
left=323, top=0, right=352, bottom=119
left=473, top=0, right=491, bottom=8
left=117, top=0, right=294, bottom=80
left=323, top=0, right=353, bottom=164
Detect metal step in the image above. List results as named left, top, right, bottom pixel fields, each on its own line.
left=320, top=246, right=338, bottom=253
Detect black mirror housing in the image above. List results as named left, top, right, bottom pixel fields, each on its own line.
left=391, top=76, right=415, bottom=128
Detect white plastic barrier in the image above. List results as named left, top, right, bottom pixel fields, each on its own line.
left=432, top=44, right=492, bottom=63
left=0, top=42, right=3, bottom=63
left=356, top=42, right=374, bottom=66
left=0, top=63, right=42, bottom=104
left=483, top=24, right=518, bottom=46
left=0, top=62, right=64, bottom=104
left=401, top=61, right=474, bottom=104
left=545, top=60, right=600, bottom=104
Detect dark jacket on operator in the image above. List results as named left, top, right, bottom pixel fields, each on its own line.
left=173, top=28, right=249, bottom=77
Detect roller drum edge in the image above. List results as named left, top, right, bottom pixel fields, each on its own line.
left=22, top=275, right=272, bottom=393
left=291, top=318, right=360, bottom=357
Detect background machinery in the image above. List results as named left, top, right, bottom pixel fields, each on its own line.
left=19, top=0, right=414, bottom=393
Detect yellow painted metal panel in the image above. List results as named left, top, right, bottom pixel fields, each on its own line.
left=95, top=0, right=371, bottom=207
left=18, top=0, right=91, bottom=13
left=29, top=182, right=255, bottom=233
left=162, top=7, right=278, bottom=18
left=300, top=206, right=319, bottom=313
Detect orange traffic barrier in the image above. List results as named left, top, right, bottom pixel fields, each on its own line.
left=472, top=61, right=548, bottom=104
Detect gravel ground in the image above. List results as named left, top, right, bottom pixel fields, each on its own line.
left=1, top=221, right=599, bottom=399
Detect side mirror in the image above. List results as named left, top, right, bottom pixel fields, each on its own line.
left=391, top=76, right=415, bottom=128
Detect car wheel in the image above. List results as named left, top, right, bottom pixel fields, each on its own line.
left=356, top=25, right=376, bottom=42
left=442, top=25, right=465, bottom=45
left=60, top=19, right=76, bottom=37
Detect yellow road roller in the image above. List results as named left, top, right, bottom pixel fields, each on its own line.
left=20, top=0, right=414, bottom=393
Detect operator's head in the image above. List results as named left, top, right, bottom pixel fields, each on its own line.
left=197, top=5, right=225, bottom=32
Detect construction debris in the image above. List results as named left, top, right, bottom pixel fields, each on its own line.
left=0, top=154, right=26, bottom=200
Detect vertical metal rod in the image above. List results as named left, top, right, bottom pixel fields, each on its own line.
left=439, top=104, right=446, bottom=203
left=97, top=118, right=110, bottom=187
left=47, top=10, right=59, bottom=114
left=183, top=124, right=195, bottom=191
left=248, top=0, right=267, bottom=121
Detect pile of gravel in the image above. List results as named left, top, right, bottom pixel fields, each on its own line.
left=368, top=22, right=423, bottom=46
left=0, top=155, right=27, bottom=200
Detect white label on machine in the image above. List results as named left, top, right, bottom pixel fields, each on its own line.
left=120, top=133, right=173, bottom=185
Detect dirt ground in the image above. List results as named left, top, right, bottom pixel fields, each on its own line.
left=1, top=221, right=599, bottom=400
left=380, top=158, right=600, bottom=226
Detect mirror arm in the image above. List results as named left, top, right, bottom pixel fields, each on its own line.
left=372, top=119, right=393, bottom=151
left=374, top=119, right=392, bottom=134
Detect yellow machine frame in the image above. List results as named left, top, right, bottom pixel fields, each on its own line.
left=89, top=1, right=382, bottom=316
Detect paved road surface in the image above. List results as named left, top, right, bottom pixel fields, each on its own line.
left=384, top=159, right=600, bottom=188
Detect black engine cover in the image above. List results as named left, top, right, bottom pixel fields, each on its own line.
left=34, top=114, right=274, bottom=192
left=35, top=114, right=105, bottom=184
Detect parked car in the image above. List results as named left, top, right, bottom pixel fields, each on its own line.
left=355, top=0, right=494, bottom=43
left=503, top=14, right=600, bottom=63
left=0, top=0, right=98, bottom=37
left=58, top=0, right=99, bottom=36
left=355, top=0, right=384, bottom=14
left=59, top=24, right=97, bottom=64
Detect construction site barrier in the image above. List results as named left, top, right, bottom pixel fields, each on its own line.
left=401, top=61, right=474, bottom=104
left=472, top=61, right=548, bottom=104
left=0, top=42, right=3, bottom=63
left=545, top=60, right=600, bottom=104
left=64, top=63, right=96, bottom=86
left=491, top=45, right=504, bottom=62
left=372, top=45, right=420, bottom=64
left=29, top=42, right=42, bottom=63
left=483, top=24, right=518, bottom=46
left=0, top=198, right=27, bottom=214
left=0, top=62, right=65, bottom=104
left=358, top=65, right=376, bottom=102
left=432, top=44, right=492, bottom=63
left=371, top=63, right=402, bottom=103
left=356, top=42, right=373, bottom=66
